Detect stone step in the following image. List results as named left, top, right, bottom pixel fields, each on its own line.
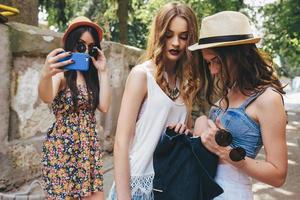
left=0, top=180, right=45, bottom=199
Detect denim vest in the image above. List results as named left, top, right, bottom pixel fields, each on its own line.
left=209, top=93, right=263, bottom=158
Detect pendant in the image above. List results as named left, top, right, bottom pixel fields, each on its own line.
left=163, top=71, right=180, bottom=100
left=167, top=86, right=180, bottom=100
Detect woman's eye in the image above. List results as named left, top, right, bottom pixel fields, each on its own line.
left=180, top=34, right=188, bottom=40
left=165, top=33, right=173, bottom=38
left=180, top=36, right=188, bottom=40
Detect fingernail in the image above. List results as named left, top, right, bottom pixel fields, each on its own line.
left=70, top=59, right=74, bottom=63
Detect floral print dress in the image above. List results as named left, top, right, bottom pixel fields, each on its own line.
left=42, top=85, right=103, bottom=199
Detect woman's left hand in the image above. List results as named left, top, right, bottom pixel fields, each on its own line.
left=201, top=118, right=232, bottom=162
left=167, top=123, right=190, bottom=135
left=91, top=47, right=107, bottom=72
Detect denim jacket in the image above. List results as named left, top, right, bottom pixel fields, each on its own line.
left=152, top=129, right=223, bottom=200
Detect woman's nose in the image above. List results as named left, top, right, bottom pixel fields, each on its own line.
left=171, top=36, right=180, bottom=47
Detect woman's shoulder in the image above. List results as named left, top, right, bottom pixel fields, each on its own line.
left=256, top=88, right=284, bottom=109
left=133, top=60, right=154, bottom=71
left=129, top=60, right=154, bottom=78
left=126, top=62, right=151, bottom=88
left=124, top=62, right=150, bottom=96
left=254, top=88, right=287, bottom=129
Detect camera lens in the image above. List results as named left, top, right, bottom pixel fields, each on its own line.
left=215, top=129, right=232, bottom=147
left=76, top=42, right=87, bottom=53
left=229, top=147, right=246, bottom=162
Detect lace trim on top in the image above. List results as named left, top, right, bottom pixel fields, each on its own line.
left=108, top=174, right=154, bottom=200
left=130, top=174, right=154, bottom=199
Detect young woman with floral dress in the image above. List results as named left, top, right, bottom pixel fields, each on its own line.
left=39, top=16, right=111, bottom=200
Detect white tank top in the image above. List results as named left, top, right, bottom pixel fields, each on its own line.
left=129, top=60, right=188, bottom=176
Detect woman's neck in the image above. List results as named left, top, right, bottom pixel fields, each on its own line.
left=163, top=59, right=177, bottom=83
left=165, top=69, right=177, bottom=88
left=76, top=71, right=85, bottom=85
left=224, top=88, right=252, bottom=108
left=163, top=58, right=176, bottom=73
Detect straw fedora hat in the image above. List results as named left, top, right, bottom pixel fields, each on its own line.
left=62, top=16, right=103, bottom=43
left=188, top=11, right=260, bottom=51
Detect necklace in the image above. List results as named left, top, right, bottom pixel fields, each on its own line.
left=166, top=83, right=180, bottom=100
left=164, top=72, right=180, bottom=100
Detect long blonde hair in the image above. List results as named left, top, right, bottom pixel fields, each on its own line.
left=142, top=2, right=203, bottom=112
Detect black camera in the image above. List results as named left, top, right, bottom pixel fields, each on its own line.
left=215, top=129, right=246, bottom=162
left=215, top=129, right=232, bottom=147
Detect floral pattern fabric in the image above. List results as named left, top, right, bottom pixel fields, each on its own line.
left=42, top=85, right=103, bottom=199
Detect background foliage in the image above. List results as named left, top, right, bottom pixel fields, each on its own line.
left=261, top=0, right=300, bottom=77
left=38, top=0, right=247, bottom=48
left=37, top=0, right=300, bottom=77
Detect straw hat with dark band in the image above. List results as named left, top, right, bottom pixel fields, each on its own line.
left=62, top=16, right=103, bottom=43
left=188, top=11, right=260, bottom=51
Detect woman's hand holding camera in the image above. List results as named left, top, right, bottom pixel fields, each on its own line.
left=195, top=117, right=232, bottom=162
left=196, top=117, right=246, bottom=165
left=42, top=48, right=73, bottom=78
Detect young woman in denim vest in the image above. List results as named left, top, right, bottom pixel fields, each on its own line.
left=108, top=2, right=204, bottom=200
left=38, top=17, right=111, bottom=200
left=189, top=11, right=287, bottom=199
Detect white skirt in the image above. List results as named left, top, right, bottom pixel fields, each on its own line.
left=214, top=164, right=253, bottom=200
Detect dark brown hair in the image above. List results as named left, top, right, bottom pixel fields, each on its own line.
left=203, top=44, right=285, bottom=109
left=64, top=26, right=100, bottom=112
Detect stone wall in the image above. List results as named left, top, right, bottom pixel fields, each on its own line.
left=1, top=0, right=39, bottom=26
left=0, top=22, right=143, bottom=191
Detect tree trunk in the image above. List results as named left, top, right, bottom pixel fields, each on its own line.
left=1, top=0, right=38, bottom=26
left=117, top=0, right=129, bottom=44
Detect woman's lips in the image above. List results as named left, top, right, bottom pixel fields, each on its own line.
left=169, top=49, right=180, bottom=56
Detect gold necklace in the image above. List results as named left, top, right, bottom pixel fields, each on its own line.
left=166, top=83, right=180, bottom=100
left=164, top=72, right=180, bottom=100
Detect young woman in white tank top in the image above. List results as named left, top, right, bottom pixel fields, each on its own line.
left=108, top=3, right=205, bottom=200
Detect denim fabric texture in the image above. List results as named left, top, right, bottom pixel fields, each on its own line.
left=209, top=93, right=263, bottom=158
left=152, top=128, right=223, bottom=200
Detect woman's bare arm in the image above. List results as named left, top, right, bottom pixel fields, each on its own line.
left=114, top=66, right=147, bottom=200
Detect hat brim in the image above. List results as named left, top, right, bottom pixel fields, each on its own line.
left=188, top=37, right=261, bottom=51
left=62, top=21, right=103, bottom=44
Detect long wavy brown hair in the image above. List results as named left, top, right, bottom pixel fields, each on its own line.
left=203, top=44, right=285, bottom=109
left=141, top=2, right=204, bottom=112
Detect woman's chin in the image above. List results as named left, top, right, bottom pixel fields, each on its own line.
left=165, top=53, right=182, bottom=62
